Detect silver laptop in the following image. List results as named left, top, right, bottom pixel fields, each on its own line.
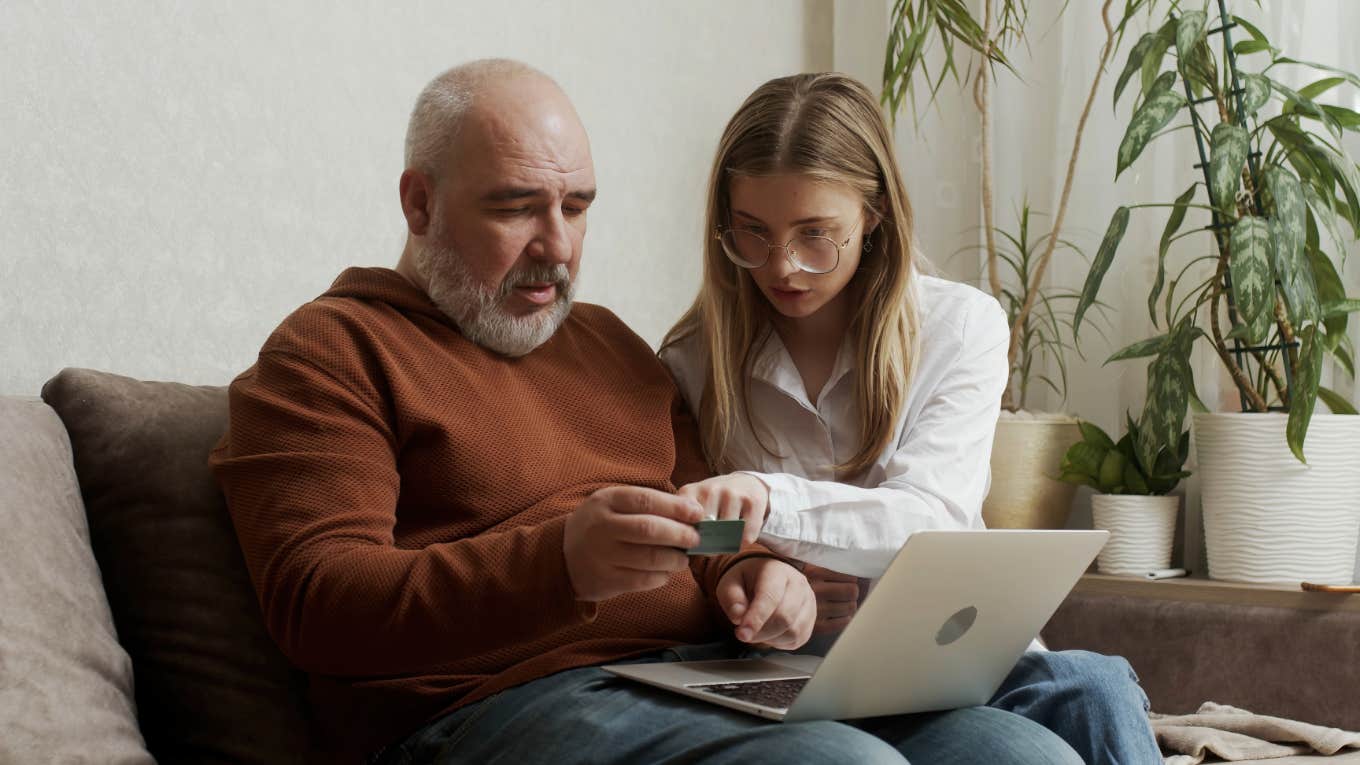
left=604, top=529, right=1106, bottom=722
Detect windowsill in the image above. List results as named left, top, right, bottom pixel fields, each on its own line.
left=1074, top=573, right=1360, bottom=613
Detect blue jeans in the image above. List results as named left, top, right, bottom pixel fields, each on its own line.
left=371, top=643, right=1084, bottom=765
left=990, top=649, right=1161, bottom=765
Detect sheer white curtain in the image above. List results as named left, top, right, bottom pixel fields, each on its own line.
left=835, top=0, right=1360, bottom=580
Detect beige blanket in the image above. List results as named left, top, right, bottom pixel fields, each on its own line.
left=1153, top=703, right=1360, bottom=764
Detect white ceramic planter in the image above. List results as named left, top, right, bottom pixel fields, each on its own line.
left=1090, top=494, right=1179, bottom=576
left=983, top=415, right=1081, bottom=529
left=1194, top=412, right=1360, bottom=584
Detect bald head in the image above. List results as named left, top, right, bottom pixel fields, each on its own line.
left=405, top=58, right=579, bottom=179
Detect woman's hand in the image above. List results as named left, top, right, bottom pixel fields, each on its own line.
left=802, top=563, right=861, bottom=635
left=677, top=474, right=770, bottom=544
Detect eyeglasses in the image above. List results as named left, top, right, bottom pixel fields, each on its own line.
left=715, top=226, right=855, bottom=275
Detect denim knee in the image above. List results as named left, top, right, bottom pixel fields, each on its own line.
left=767, top=721, right=907, bottom=765
left=1043, top=650, right=1150, bottom=714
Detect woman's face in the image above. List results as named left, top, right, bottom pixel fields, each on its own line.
left=726, top=173, right=872, bottom=325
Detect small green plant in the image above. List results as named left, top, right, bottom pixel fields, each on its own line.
left=1059, top=417, right=1190, bottom=495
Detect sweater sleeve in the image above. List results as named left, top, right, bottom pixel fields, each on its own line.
left=209, top=348, right=596, bottom=678
left=750, top=297, right=1010, bottom=578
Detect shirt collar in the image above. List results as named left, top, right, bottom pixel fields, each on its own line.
left=750, top=327, right=856, bottom=406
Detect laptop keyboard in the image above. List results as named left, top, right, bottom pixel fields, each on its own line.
left=689, top=677, right=810, bottom=710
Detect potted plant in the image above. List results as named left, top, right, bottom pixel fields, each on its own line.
left=1072, top=2, right=1360, bottom=583
left=882, top=0, right=1125, bottom=528
left=1059, top=418, right=1190, bottom=576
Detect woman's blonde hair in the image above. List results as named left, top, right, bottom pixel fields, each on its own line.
left=662, top=72, right=922, bottom=478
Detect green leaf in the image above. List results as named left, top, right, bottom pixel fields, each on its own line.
left=1118, top=90, right=1185, bottom=176
left=1114, top=33, right=1156, bottom=109
left=1272, top=57, right=1360, bottom=89
left=1304, top=183, right=1346, bottom=252
left=1232, top=16, right=1269, bottom=45
left=1075, top=206, right=1131, bottom=340
left=1078, top=421, right=1116, bottom=451
left=1240, top=73, right=1271, bottom=117
left=1138, top=343, right=1192, bottom=469
left=1064, top=441, right=1106, bottom=477
left=1233, top=39, right=1272, bottom=56
left=1058, top=471, right=1100, bottom=490
left=1148, top=70, right=1176, bottom=97
left=1209, top=122, right=1250, bottom=212
left=1332, top=340, right=1355, bottom=379
left=1122, top=462, right=1151, bottom=495
left=1175, top=11, right=1207, bottom=67
left=1320, top=104, right=1360, bottom=132
left=1318, top=386, right=1358, bottom=415
left=1264, top=167, right=1316, bottom=325
left=1298, top=77, right=1348, bottom=101
left=1152, top=183, right=1198, bottom=325
left=1322, top=298, right=1360, bottom=317
left=1309, top=245, right=1349, bottom=349
left=1107, top=334, right=1170, bottom=364
left=1273, top=78, right=1343, bottom=138
left=1228, top=217, right=1276, bottom=344
left=1098, top=450, right=1128, bottom=493
left=1140, top=19, right=1177, bottom=97
left=1287, top=326, right=1324, bottom=463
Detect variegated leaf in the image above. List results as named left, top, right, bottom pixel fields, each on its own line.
left=1309, top=247, right=1349, bottom=348
left=1228, top=217, right=1275, bottom=344
left=1140, top=19, right=1177, bottom=98
left=1118, top=90, right=1184, bottom=176
left=1075, top=206, right=1130, bottom=339
left=1107, top=333, right=1170, bottom=364
left=1175, top=11, right=1208, bottom=70
left=1209, top=122, right=1249, bottom=212
left=1265, top=168, right=1315, bottom=324
left=1138, top=345, right=1192, bottom=469
left=1114, top=33, right=1156, bottom=108
left=1151, top=184, right=1198, bottom=325
left=1241, top=74, right=1271, bottom=116
left=1287, top=326, right=1324, bottom=462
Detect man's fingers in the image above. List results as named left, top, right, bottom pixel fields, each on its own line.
left=610, top=542, right=691, bottom=573
left=612, top=513, right=701, bottom=549
left=607, top=486, right=704, bottom=523
left=809, top=580, right=859, bottom=604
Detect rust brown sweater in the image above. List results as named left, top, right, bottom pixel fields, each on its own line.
left=209, top=267, right=761, bottom=754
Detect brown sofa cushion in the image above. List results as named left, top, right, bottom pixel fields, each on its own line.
left=1042, top=591, right=1360, bottom=732
left=42, top=368, right=315, bottom=764
left=0, top=395, right=153, bottom=764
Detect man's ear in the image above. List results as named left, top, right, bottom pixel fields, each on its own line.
left=399, top=169, right=433, bottom=236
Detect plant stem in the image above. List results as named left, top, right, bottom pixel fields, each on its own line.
left=1004, top=0, right=1116, bottom=408
left=974, top=0, right=1007, bottom=409
left=1209, top=249, right=1269, bottom=411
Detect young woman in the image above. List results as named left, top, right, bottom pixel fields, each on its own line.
left=660, top=72, right=1159, bottom=765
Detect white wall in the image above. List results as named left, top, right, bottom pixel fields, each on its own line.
left=1, top=0, right=833, bottom=395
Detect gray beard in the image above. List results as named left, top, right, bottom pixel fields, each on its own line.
left=413, top=236, right=575, bottom=357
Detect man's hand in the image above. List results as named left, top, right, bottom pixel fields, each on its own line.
left=563, top=486, right=703, bottom=602
left=716, top=558, right=815, bottom=650
left=677, top=474, right=770, bottom=544
left=803, top=563, right=861, bottom=636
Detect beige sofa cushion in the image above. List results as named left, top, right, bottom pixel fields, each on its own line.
left=0, top=395, right=153, bottom=764
left=41, top=369, right=315, bottom=764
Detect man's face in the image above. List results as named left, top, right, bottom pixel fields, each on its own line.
left=414, top=78, right=596, bottom=356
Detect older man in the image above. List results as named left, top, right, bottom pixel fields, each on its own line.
left=210, top=60, right=1085, bottom=764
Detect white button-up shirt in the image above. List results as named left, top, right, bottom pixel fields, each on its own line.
left=660, top=274, right=1010, bottom=579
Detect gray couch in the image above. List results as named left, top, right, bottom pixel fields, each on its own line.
left=2, top=368, right=1356, bottom=763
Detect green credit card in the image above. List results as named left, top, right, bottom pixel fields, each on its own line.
left=687, top=519, right=745, bottom=555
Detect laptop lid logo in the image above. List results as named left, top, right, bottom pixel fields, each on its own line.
left=935, top=606, right=978, bottom=646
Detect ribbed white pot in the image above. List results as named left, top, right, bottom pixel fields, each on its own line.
left=1195, top=412, right=1360, bottom=584
left=1091, top=494, right=1179, bottom=576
